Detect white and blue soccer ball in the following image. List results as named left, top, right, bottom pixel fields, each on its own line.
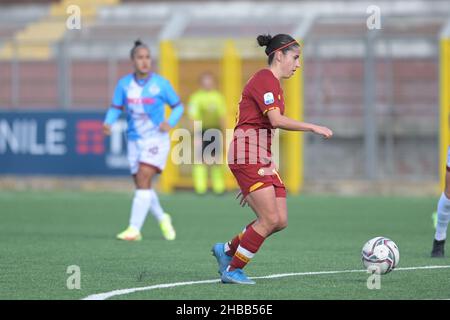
left=361, top=237, right=400, bottom=275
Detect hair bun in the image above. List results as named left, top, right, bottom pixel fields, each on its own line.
left=134, top=39, right=143, bottom=47
left=257, top=34, right=272, bottom=47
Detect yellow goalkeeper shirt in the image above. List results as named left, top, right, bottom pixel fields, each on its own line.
left=188, top=89, right=226, bottom=129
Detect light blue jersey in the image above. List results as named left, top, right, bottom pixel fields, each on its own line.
left=104, top=73, right=184, bottom=141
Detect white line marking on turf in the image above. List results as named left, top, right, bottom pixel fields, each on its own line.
left=83, top=279, right=221, bottom=300
left=82, top=265, right=450, bottom=300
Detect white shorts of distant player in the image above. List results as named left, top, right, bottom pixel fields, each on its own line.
left=447, top=146, right=450, bottom=169
left=127, top=135, right=170, bottom=175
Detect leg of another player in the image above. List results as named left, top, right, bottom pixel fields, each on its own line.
left=116, top=164, right=157, bottom=241
left=133, top=163, right=157, bottom=188
left=128, top=164, right=159, bottom=232
left=193, top=164, right=208, bottom=194
left=133, top=163, right=176, bottom=240
left=211, top=165, right=225, bottom=195
left=432, top=171, right=450, bottom=257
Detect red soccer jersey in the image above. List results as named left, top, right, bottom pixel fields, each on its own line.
left=229, top=68, right=285, bottom=166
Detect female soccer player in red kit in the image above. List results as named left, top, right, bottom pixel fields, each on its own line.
left=212, top=33, right=333, bottom=284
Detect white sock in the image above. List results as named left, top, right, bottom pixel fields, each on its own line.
left=129, top=189, right=152, bottom=231
left=435, top=192, right=450, bottom=241
left=149, top=189, right=165, bottom=222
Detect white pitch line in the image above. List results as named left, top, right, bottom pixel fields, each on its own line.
left=82, top=265, right=450, bottom=300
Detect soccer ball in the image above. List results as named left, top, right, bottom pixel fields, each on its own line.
left=361, top=236, right=400, bottom=275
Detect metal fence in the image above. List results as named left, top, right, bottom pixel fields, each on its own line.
left=0, top=1, right=449, bottom=189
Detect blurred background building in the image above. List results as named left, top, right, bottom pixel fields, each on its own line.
left=1, top=0, right=449, bottom=195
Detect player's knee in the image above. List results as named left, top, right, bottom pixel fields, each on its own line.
left=444, top=172, right=450, bottom=197
left=277, top=217, right=288, bottom=231
left=136, top=176, right=150, bottom=188
left=444, top=188, right=450, bottom=199
left=260, top=214, right=280, bottom=232
left=136, top=169, right=154, bottom=188
left=445, top=188, right=450, bottom=200
left=271, top=219, right=287, bottom=233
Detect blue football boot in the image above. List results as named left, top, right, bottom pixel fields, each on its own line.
left=221, top=268, right=255, bottom=285
left=211, top=243, right=232, bottom=275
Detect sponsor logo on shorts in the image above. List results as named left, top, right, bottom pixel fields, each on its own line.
left=148, top=146, right=159, bottom=155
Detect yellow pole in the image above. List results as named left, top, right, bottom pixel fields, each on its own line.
left=283, top=42, right=304, bottom=194
left=159, top=40, right=179, bottom=193
left=222, top=40, right=241, bottom=191
left=440, top=38, right=450, bottom=190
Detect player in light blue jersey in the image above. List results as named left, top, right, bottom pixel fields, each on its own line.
left=103, top=40, right=184, bottom=241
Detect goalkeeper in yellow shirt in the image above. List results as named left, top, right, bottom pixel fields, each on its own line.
left=188, top=72, right=227, bottom=194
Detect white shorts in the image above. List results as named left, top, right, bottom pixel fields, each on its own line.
left=447, top=146, right=450, bottom=169
left=127, top=135, right=170, bottom=175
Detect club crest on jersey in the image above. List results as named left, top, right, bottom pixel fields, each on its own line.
left=149, top=84, right=160, bottom=96
left=263, top=92, right=274, bottom=105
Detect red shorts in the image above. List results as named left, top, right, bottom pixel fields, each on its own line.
left=229, top=163, right=286, bottom=198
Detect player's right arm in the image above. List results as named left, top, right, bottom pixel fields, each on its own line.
left=250, top=71, right=333, bottom=139
left=217, top=92, right=228, bottom=131
left=267, top=108, right=332, bottom=138
left=103, top=79, right=125, bottom=136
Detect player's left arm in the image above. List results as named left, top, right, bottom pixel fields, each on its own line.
left=266, top=108, right=333, bottom=139
left=161, top=79, right=185, bottom=132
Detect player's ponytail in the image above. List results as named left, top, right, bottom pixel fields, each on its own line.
left=257, top=34, right=272, bottom=48
left=130, top=39, right=149, bottom=59
left=257, top=33, right=299, bottom=65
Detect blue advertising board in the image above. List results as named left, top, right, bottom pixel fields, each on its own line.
left=0, top=111, right=129, bottom=175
